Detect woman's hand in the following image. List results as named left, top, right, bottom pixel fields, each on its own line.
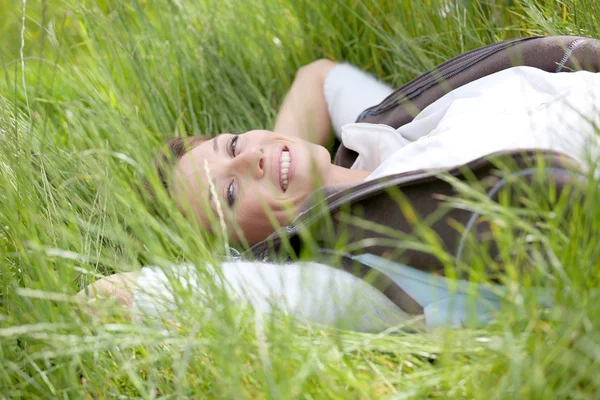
left=274, top=59, right=338, bottom=146
left=76, top=272, right=140, bottom=316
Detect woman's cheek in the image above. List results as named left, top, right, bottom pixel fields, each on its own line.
left=238, top=216, right=276, bottom=244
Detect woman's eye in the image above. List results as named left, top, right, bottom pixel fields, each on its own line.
left=228, top=135, right=239, bottom=157
left=226, top=181, right=236, bottom=207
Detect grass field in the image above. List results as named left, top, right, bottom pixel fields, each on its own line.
left=1, top=0, right=600, bottom=398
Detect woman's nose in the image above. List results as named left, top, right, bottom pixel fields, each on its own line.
left=232, top=147, right=264, bottom=179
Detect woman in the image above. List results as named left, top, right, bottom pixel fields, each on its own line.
left=80, top=59, right=409, bottom=331
left=79, top=36, right=600, bottom=331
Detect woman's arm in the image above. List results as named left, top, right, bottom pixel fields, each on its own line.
left=273, top=59, right=338, bottom=146
left=274, top=60, right=395, bottom=146
left=78, top=262, right=407, bottom=332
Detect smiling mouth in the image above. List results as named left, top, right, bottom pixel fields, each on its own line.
left=280, top=147, right=290, bottom=192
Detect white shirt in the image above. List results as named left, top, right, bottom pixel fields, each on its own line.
left=134, top=64, right=600, bottom=332
left=134, top=262, right=411, bottom=332
left=341, top=66, right=600, bottom=179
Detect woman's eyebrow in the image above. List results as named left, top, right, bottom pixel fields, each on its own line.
left=212, top=136, right=219, bottom=153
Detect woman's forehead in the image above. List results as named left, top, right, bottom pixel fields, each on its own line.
left=171, top=145, right=216, bottom=220
left=178, top=137, right=220, bottom=173
left=171, top=141, right=215, bottom=196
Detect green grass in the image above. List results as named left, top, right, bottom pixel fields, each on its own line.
left=1, top=0, right=600, bottom=398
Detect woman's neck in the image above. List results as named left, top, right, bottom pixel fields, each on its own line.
left=324, top=164, right=371, bottom=186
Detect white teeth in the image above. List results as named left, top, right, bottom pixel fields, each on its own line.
left=280, top=150, right=290, bottom=191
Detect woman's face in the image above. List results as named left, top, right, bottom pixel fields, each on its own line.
left=171, top=130, right=333, bottom=244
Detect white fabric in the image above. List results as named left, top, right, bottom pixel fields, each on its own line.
left=134, top=261, right=410, bottom=332
left=134, top=65, right=600, bottom=332
left=341, top=66, right=600, bottom=179
left=324, top=63, right=394, bottom=138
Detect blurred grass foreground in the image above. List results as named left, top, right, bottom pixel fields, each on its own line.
left=1, top=0, right=600, bottom=398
